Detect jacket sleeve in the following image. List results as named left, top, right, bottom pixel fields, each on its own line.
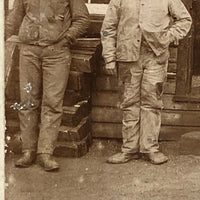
left=5, top=0, right=25, bottom=40
left=101, top=0, right=121, bottom=64
left=65, top=0, right=90, bottom=44
left=168, top=0, right=192, bottom=42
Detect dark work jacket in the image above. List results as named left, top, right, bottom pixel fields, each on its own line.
left=5, top=0, right=90, bottom=46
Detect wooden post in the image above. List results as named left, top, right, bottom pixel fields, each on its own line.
left=174, top=0, right=194, bottom=101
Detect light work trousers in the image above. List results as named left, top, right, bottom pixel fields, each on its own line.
left=19, top=44, right=71, bottom=155
left=118, top=42, right=168, bottom=154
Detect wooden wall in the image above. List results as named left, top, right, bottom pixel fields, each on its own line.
left=91, top=43, right=200, bottom=140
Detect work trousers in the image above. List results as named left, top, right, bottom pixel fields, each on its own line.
left=19, top=44, right=71, bottom=155
left=118, top=42, right=168, bottom=154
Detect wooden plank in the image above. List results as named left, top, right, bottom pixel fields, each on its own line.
left=162, top=110, right=200, bottom=126
left=91, top=106, right=200, bottom=126
left=67, top=71, right=92, bottom=91
left=92, top=91, right=119, bottom=107
left=92, top=122, right=200, bottom=141
left=169, top=47, right=178, bottom=63
left=59, top=117, right=91, bottom=142
left=93, top=75, right=119, bottom=91
left=86, top=3, right=108, bottom=15
left=175, top=0, right=193, bottom=97
left=54, top=133, right=92, bottom=157
left=168, top=63, right=177, bottom=73
left=63, top=90, right=90, bottom=106
left=71, top=54, right=95, bottom=73
left=160, top=126, right=200, bottom=141
left=92, top=92, right=200, bottom=111
left=87, top=19, right=102, bottom=37
left=164, top=79, right=176, bottom=94
left=62, top=100, right=90, bottom=127
left=72, top=38, right=100, bottom=49
left=93, top=75, right=176, bottom=93
left=67, top=71, right=84, bottom=91
left=163, top=95, right=200, bottom=111
left=92, top=122, right=122, bottom=138
left=91, top=106, right=122, bottom=123
left=71, top=49, right=96, bottom=55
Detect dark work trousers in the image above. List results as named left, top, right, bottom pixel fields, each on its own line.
left=118, top=41, right=168, bottom=154
left=18, top=44, right=71, bottom=155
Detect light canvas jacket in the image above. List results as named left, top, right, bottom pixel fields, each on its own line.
left=5, top=0, right=89, bottom=46
left=101, top=0, right=192, bottom=63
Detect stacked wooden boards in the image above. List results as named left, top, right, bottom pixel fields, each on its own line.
left=91, top=45, right=200, bottom=141
left=5, top=38, right=101, bottom=157
left=54, top=38, right=100, bottom=157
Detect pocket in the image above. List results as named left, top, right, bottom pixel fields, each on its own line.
left=156, top=31, right=171, bottom=48
left=156, top=50, right=169, bottom=65
left=19, top=19, right=39, bottom=42
left=143, top=30, right=171, bottom=51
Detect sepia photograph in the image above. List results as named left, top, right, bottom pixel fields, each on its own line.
left=3, top=0, right=200, bottom=199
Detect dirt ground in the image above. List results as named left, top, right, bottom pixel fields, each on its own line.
left=5, top=139, right=200, bottom=200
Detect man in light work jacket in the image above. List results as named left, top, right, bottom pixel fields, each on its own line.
left=5, top=0, right=89, bottom=171
left=101, top=0, right=192, bottom=164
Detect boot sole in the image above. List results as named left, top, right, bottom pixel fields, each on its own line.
left=15, top=163, right=32, bottom=168
left=107, top=154, right=140, bottom=164
left=15, top=158, right=36, bottom=168
left=36, top=159, right=60, bottom=172
left=44, top=166, right=60, bottom=172
left=142, top=154, right=168, bottom=165
left=149, top=159, right=168, bottom=165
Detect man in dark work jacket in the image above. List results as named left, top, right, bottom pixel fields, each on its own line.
left=5, top=0, right=89, bottom=171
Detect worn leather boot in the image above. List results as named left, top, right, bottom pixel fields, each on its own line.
left=15, top=151, right=36, bottom=168
left=107, top=152, right=140, bottom=164
left=37, top=154, right=59, bottom=172
left=143, top=152, right=168, bottom=165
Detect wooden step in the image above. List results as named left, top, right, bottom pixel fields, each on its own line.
left=62, top=100, right=90, bottom=127
left=54, top=133, right=92, bottom=157
left=63, top=89, right=91, bottom=106
left=59, top=117, right=91, bottom=142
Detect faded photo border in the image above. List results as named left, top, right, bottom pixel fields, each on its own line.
left=0, top=0, right=5, bottom=199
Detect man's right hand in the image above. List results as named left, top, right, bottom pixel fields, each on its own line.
left=104, top=62, right=117, bottom=76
